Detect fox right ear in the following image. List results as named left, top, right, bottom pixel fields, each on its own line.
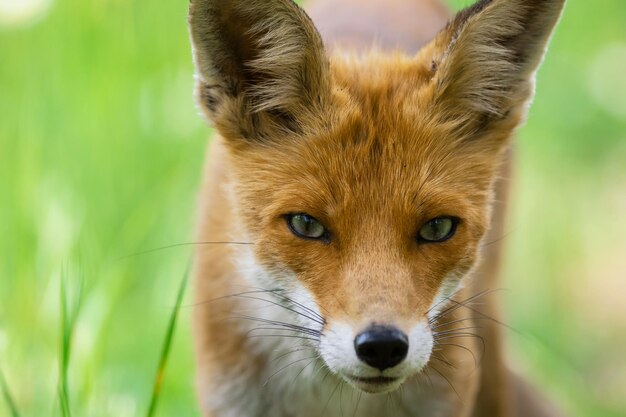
left=419, top=0, right=566, bottom=141
left=188, top=0, right=330, bottom=142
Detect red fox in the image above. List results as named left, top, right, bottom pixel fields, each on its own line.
left=188, top=0, right=566, bottom=416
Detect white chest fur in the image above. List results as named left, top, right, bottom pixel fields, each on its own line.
left=203, top=350, right=456, bottom=417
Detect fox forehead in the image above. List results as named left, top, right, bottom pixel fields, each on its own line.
left=229, top=55, right=494, bottom=231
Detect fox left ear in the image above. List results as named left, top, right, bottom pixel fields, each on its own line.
left=421, top=0, right=566, bottom=140
left=188, top=0, right=330, bottom=143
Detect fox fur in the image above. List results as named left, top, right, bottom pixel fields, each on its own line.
left=188, top=0, right=566, bottom=416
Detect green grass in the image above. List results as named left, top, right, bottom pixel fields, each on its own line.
left=0, top=368, right=19, bottom=417
left=146, top=263, right=189, bottom=417
left=1, top=1, right=626, bottom=416
left=58, top=267, right=82, bottom=417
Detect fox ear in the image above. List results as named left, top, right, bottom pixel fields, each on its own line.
left=422, top=0, right=565, bottom=139
left=188, top=0, right=330, bottom=141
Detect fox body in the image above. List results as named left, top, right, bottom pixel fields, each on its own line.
left=188, top=0, right=566, bottom=416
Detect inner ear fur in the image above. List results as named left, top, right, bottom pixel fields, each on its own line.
left=189, top=0, right=330, bottom=141
left=420, top=0, right=566, bottom=139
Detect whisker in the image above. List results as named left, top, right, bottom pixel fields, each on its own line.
left=445, top=299, right=524, bottom=337
left=314, top=361, right=331, bottom=382
left=188, top=288, right=327, bottom=329
left=352, top=390, right=363, bottom=417
left=292, top=357, right=319, bottom=385
left=434, top=342, right=481, bottom=367
left=238, top=315, right=322, bottom=334
left=434, top=333, right=484, bottom=342
left=320, top=368, right=334, bottom=390
left=428, top=288, right=499, bottom=324
left=431, top=317, right=478, bottom=330
left=428, top=366, right=461, bottom=402
left=434, top=331, right=484, bottom=343
left=117, top=240, right=253, bottom=260
left=322, top=379, right=343, bottom=417
left=269, top=290, right=327, bottom=324
left=400, top=382, right=406, bottom=398
left=271, top=346, right=314, bottom=362
left=263, top=355, right=318, bottom=387
left=245, top=334, right=320, bottom=342
left=246, top=326, right=321, bottom=338
left=433, top=325, right=483, bottom=335
left=430, top=354, right=456, bottom=369
left=481, top=230, right=514, bottom=248
left=234, top=294, right=325, bottom=326
left=423, top=369, right=434, bottom=390
left=340, top=378, right=346, bottom=417
left=184, top=289, right=284, bottom=309
left=215, top=285, right=327, bottom=324
left=232, top=315, right=321, bottom=337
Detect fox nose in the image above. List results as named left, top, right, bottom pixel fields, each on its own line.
left=354, top=325, right=409, bottom=371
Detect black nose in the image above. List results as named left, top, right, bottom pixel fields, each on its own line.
left=354, top=325, right=409, bottom=371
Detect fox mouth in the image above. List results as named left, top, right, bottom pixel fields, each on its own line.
left=344, top=375, right=404, bottom=393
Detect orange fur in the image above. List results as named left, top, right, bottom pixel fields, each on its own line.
left=188, top=1, right=566, bottom=416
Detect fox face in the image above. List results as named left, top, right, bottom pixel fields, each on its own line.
left=224, top=74, right=498, bottom=392
left=189, top=0, right=565, bottom=396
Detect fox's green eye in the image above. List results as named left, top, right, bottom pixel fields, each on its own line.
left=418, top=217, right=458, bottom=243
left=286, top=214, right=327, bottom=240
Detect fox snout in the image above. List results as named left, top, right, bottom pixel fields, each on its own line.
left=320, top=316, right=434, bottom=394
left=354, top=325, right=409, bottom=371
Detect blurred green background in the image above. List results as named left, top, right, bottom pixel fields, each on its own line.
left=1, top=0, right=625, bottom=416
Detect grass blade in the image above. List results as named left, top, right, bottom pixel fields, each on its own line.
left=0, top=367, right=20, bottom=417
left=58, top=267, right=83, bottom=417
left=146, top=263, right=189, bottom=417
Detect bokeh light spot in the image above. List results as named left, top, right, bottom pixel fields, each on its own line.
left=588, top=43, right=626, bottom=120
left=0, top=0, right=53, bottom=28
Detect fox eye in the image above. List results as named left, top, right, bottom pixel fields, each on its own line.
left=418, top=217, right=458, bottom=243
left=286, top=214, right=327, bottom=240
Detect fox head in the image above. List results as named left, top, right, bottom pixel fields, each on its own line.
left=189, top=0, right=564, bottom=394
